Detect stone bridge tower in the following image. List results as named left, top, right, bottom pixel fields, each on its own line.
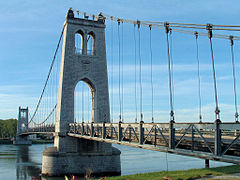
left=13, top=107, right=31, bottom=145
left=42, top=9, right=121, bottom=176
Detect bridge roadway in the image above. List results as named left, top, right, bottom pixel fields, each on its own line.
left=21, top=122, right=240, bottom=164
left=20, top=125, right=55, bottom=136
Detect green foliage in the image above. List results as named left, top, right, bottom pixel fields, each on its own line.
left=106, top=165, right=240, bottom=180
left=0, top=119, right=17, bottom=138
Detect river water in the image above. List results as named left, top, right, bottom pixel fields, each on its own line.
left=0, top=144, right=230, bottom=180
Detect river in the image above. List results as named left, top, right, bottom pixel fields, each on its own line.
left=0, top=144, right=230, bottom=180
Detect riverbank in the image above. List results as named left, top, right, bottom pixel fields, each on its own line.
left=0, top=139, right=12, bottom=144
left=0, top=139, right=53, bottom=144
left=106, top=165, right=240, bottom=180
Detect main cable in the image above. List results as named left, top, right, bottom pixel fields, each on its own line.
left=71, top=9, right=240, bottom=41
left=72, top=9, right=240, bottom=31
left=30, top=24, right=65, bottom=124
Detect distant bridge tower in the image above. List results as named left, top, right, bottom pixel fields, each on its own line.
left=13, top=107, right=32, bottom=145
left=42, top=9, right=121, bottom=176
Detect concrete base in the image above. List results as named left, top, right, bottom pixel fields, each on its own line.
left=42, top=146, right=121, bottom=177
left=13, top=136, right=32, bottom=145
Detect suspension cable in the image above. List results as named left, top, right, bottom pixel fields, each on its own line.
left=195, top=32, right=203, bottom=123
left=117, top=19, right=122, bottom=122
left=111, top=16, right=114, bottom=122
left=30, top=24, right=65, bottom=124
left=121, top=20, right=124, bottom=122
left=137, top=21, right=143, bottom=122
left=32, top=104, right=57, bottom=126
left=134, top=24, right=138, bottom=123
left=88, top=89, right=90, bottom=123
left=230, top=36, right=239, bottom=123
left=82, top=84, right=84, bottom=122
left=78, top=84, right=80, bottom=122
left=169, top=28, right=175, bottom=112
left=165, top=22, right=175, bottom=122
left=207, top=24, right=220, bottom=121
left=149, top=25, right=154, bottom=123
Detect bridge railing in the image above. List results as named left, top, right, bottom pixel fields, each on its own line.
left=69, top=122, right=240, bottom=157
left=21, top=124, right=55, bottom=134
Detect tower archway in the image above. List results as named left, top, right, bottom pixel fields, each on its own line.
left=74, top=79, right=95, bottom=123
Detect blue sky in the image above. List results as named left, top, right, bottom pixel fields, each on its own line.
left=1, top=0, right=240, bottom=123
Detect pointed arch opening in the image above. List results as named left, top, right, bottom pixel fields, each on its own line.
left=75, top=30, right=84, bottom=54
left=74, top=79, right=95, bottom=123
left=87, top=31, right=95, bottom=55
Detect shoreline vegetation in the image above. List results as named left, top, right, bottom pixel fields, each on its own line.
left=0, top=119, right=54, bottom=144
left=0, top=119, right=17, bottom=139
left=104, top=165, right=240, bottom=180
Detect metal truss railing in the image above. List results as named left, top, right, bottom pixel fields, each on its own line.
left=69, top=122, right=240, bottom=157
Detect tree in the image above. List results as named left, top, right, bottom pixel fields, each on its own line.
left=0, top=119, right=17, bottom=138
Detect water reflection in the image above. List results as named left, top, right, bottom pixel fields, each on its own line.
left=15, top=145, right=72, bottom=180
left=16, top=145, right=41, bottom=180
left=0, top=144, right=231, bottom=180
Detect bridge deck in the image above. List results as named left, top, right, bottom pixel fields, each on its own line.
left=21, top=122, right=240, bottom=164
left=68, top=132, right=240, bottom=164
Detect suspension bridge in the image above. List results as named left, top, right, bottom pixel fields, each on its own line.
left=13, top=8, right=240, bottom=176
